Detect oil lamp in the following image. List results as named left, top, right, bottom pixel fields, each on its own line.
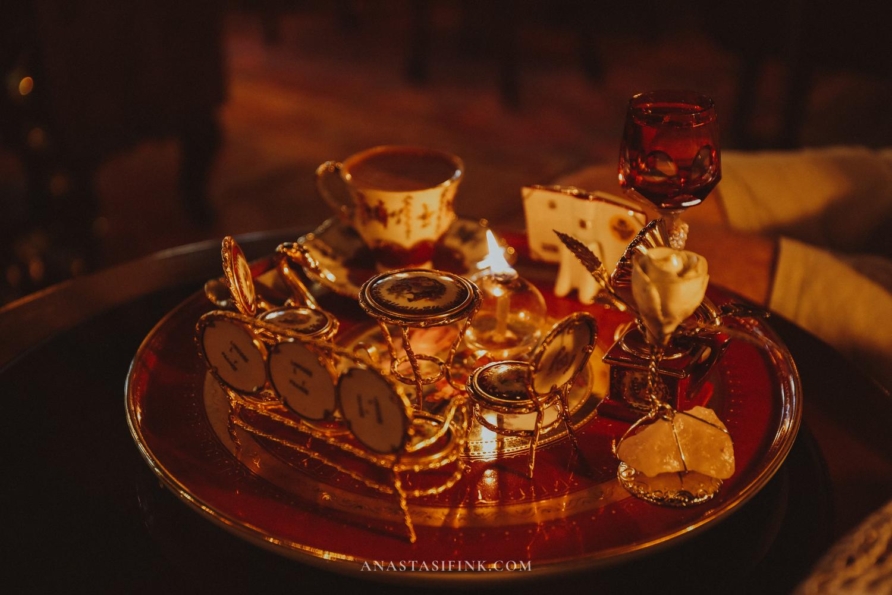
left=465, top=230, right=547, bottom=361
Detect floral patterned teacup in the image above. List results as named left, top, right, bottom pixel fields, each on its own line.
left=316, top=145, right=463, bottom=270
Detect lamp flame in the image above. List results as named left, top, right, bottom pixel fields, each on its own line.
left=478, top=230, right=516, bottom=280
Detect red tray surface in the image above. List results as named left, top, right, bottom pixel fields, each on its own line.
left=126, top=254, right=800, bottom=585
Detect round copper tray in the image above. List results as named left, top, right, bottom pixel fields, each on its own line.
left=126, top=262, right=800, bottom=586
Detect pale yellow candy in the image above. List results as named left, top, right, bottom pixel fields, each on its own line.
left=617, top=417, right=684, bottom=478
left=674, top=406, right=735, bottom=479
left=617, top=406, right=735, bottom=479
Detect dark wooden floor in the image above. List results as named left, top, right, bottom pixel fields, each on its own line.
left=2, top=4, right=891, bottom=303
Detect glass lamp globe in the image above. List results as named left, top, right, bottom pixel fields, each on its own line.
left=465, top=232, right=547, bottom=361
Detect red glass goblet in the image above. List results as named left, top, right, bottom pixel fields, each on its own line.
left=618, top=90, right=721, bottom=249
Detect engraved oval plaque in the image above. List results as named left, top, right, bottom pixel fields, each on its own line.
left=468, top=360, right=564, bottom=432
left=531, top=313, right=598, bottom=395
left=268, top=341, right=336, bottom=421
left=200, top=318, right=267, bottom=393
left=359, top=269, right=477, bottom=324
left=337, top=367, right=410, bottom=454
left=469, top=361, right=531, bottom=407
left=222, top=236, right=257, bottom=317
left=259, top=307, right=337, bottom=339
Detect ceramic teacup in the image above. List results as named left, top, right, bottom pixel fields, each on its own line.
left=315, top=145, right=463, bottom=270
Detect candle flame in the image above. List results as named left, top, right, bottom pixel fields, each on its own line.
left=478, top=230, right=515, bottom=277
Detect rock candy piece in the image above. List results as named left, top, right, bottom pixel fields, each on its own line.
left=617, top=406, right=735, bottom=479
left=616, top=417, right=685, bottom=478
left=674, top=406, right=735, bottom=480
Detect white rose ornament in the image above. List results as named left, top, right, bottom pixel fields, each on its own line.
left=631, top=247, right=709, bottom=346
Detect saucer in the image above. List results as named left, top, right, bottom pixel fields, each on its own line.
left=297, top=217, right=515, bottom=299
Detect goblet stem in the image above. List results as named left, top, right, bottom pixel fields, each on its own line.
left=661, top=210, right=689, bottom=250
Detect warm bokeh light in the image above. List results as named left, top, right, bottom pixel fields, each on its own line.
left=26, top=127, right=46, bottom=150
left=18, top=76, right=34, bottom=96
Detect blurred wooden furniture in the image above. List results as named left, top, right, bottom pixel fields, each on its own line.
left=0, top=0, right=226, bottom=301
left=0, top=0, right=226, bottom=253
left=406, top=0, right=603, bottom=108
left=713, top=0, right=891, bottom=149
left=35, top=0, right=226, bottom=220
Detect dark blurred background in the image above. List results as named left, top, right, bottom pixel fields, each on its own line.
left=2, top=0, right=890, bottom=304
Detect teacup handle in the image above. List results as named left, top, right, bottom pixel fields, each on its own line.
left=315, top=161, right=353, bottom=220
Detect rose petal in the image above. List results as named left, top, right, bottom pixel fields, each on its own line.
left=631, top=247, right=709, bottom=344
